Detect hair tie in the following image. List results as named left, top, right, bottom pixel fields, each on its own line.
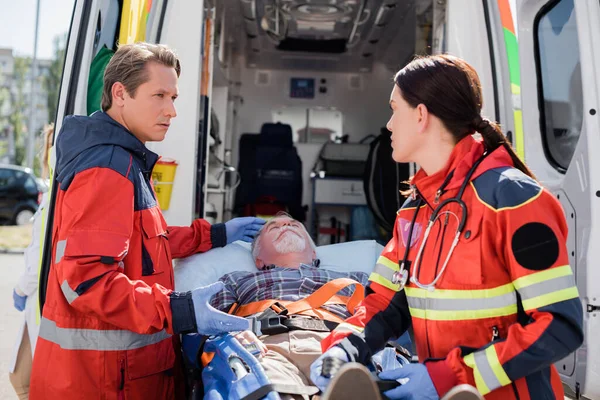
left=472, top=115, right=490, bottom=132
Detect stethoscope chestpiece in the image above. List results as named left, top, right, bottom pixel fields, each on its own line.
left=392, top=269, right=408, bottom=287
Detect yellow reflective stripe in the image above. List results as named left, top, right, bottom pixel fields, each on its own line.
left=486, top=346, right=511, bottom=387
left=408, top=305, right=517, bottom=321
left=522, top=286, right=579, bottom=311
left=516, top=269, right=579, bottom=311
left=369, top=271, right=400, bottom=291
left=335, top=322, right=364, bottom=335
left=512, top=265, right=572, bottom=290
left=464, top=345, right=510, bottom=395
left=377, top=256, right=399, bottom=271
left=405, top=283, right=517, bottom=321
left=405, top=283, right=514, bottom=299
left=464, top=353, right=490, bottom=395
left=372, top=256, right=401, bottom=283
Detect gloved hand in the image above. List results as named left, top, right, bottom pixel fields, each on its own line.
left=379, top=363, right=439, bottom=400
left=13, top=289, right=27, bottom=312
left=225, top=217, right=265, bottom=244
left=310, top=346, right=349, bottom=393
left=191, top=282, right=250, bottom=335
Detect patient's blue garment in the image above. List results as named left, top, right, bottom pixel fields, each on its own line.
left=210, top=264, right=369, bottom=318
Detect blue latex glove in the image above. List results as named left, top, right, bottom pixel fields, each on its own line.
left=191, top=282, right=250, bottom=335
left=13, top=289, right=26, bottom=312
left=309, top=346, right=349, bottom=393
left=379, top=363, right=439, bottom=400
left=225, top=217, right=265, bottom=244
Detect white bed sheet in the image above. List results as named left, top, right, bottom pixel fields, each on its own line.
left=173, top=240, right=384, bottom=292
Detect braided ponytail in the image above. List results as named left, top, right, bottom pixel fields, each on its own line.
left=472, top=116, right=536, bottom=179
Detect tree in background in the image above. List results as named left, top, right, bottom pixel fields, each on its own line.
left=10, top=57, right=29, bottom=166
left=44, top=34, right=66, bottom=124
left=0, top=68, right=11, bottom=158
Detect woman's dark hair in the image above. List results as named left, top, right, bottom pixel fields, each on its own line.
left=395, top=54, right=535, bottom=178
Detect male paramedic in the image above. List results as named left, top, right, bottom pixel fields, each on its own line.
left=209, top=213, right=372, bottom=398
left=29, top=42, right=262, bottom=399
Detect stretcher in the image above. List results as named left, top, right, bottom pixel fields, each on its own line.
left=175, top=240, right=411, bottom=399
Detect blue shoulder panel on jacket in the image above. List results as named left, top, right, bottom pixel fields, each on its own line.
left=58, top=145, right=134, bottom=190
left=472, top=167, right=542, bottom=210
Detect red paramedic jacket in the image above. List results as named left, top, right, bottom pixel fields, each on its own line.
left=322, top=136, right=583, bottom=399
left=30, top=112, right=226, bottom=399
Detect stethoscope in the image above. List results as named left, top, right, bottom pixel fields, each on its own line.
left=392, top=153, right=488, bottom=292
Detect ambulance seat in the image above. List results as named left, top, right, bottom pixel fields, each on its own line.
left=234, top=123, right=305, bottom=221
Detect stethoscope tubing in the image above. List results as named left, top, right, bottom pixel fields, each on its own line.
left=396, top=152, right=489, bottom=291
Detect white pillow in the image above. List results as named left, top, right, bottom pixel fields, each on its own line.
left=173, top=240, right=383, bottom=292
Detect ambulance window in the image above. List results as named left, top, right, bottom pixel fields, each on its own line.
left=535, top=0, right=582, bottom=172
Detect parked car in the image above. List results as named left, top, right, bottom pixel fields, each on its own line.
left=0, top=164, right=47, bottom=225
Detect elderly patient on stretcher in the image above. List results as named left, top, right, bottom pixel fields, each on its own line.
left=178, top=213, right=408, bottom=399
left=209, top=213, right=370, bottom=397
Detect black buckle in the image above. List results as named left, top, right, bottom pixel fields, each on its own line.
left=269, top=302, right=289, bottom=316
left=260, top=315, right=289, bottom=335
left=248, top=314, right=289, bottom=336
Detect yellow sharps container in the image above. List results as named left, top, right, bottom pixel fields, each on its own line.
left=152, top=159, right=178, bottom=210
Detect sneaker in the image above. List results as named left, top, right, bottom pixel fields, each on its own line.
left=441, top=384, right=484, bottom=400
left=322, top=362, right=382, bottom=400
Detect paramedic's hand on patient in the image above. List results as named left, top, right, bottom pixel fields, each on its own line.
left=378, top=363, right=439, bottom=400
left=310, top=346, right=349, bottom=393
left=191, top=282, right=250, bottom=335
left=13, top=288, right=26, bottom=312
left=225, top=217, right=265, bottom=244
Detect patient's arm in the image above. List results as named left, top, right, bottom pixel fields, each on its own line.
left=209, top=274, right=239, bottom=312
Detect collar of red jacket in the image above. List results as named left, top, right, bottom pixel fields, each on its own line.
left=411, top=135, right=514, bottom=204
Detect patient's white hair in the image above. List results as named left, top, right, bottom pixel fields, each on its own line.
left=251, top=212, right=317, bottom=262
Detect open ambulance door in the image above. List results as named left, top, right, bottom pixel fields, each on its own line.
left=38, top=0, right=207, bottom=311
left=39, top=0, right=101, bottom=313
left=515, top=0, right=600, bottom=398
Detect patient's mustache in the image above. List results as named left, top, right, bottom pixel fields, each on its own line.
left=274, top=230, right=306, bottom=254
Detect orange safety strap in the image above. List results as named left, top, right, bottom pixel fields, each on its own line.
left=232, top=278, right=364, bottom=323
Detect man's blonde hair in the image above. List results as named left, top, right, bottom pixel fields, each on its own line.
left=101, top=42, right=181, bottom=111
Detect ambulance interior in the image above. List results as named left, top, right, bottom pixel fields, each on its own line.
left=197, top=0, right=436, bottom=245
left=50, top=0, right=600, bottom=398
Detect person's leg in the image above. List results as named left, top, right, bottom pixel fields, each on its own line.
left=258, top=331, right=331, bottom=399
left=262, top=330, right=330, bottom=379
left=9, top=327, right=32, bottom=400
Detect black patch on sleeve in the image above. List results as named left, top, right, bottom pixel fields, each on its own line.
left=511, top=222, right=559, bottom=270
left=100, top=256, right=115, bottom=265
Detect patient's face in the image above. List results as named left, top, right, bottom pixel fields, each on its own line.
left=255, top=217, right=316, bottom=269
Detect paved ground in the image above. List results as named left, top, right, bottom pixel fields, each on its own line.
left=0, top=253, right=25, bottom=399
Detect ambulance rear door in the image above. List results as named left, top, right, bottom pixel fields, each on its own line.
left=516, top=0, right=600, bottom=398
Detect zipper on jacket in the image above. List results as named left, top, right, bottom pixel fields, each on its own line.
left=434, top=189, right=442, bottom=204
left=511, top=382, right=521, bottom=400
left=118, top=358, right=125, bottom=399
left=491, top=326, right=499, bottom=342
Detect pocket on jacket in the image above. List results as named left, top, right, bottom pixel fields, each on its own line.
left=440, top=201, right=484, bottom=287
left=126, top=337, right=175, bottom=380
left=140, top=207, right=170, bottom=277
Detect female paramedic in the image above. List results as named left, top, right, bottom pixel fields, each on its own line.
left=310, top=54, right=584, bottom=399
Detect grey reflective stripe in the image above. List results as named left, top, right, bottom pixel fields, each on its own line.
left=373, top=263, right=396, bottom=281
left=61, top=280, right=79, bottom=304
left=473, top=349, right=502, bottom=392
left=55, top=239, right=67, bottom=264
left=39, top=317, right=172, bottom=351
left=406, top=291, right=516, bottom=311
left=518, top=274, right=575, bottom=301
